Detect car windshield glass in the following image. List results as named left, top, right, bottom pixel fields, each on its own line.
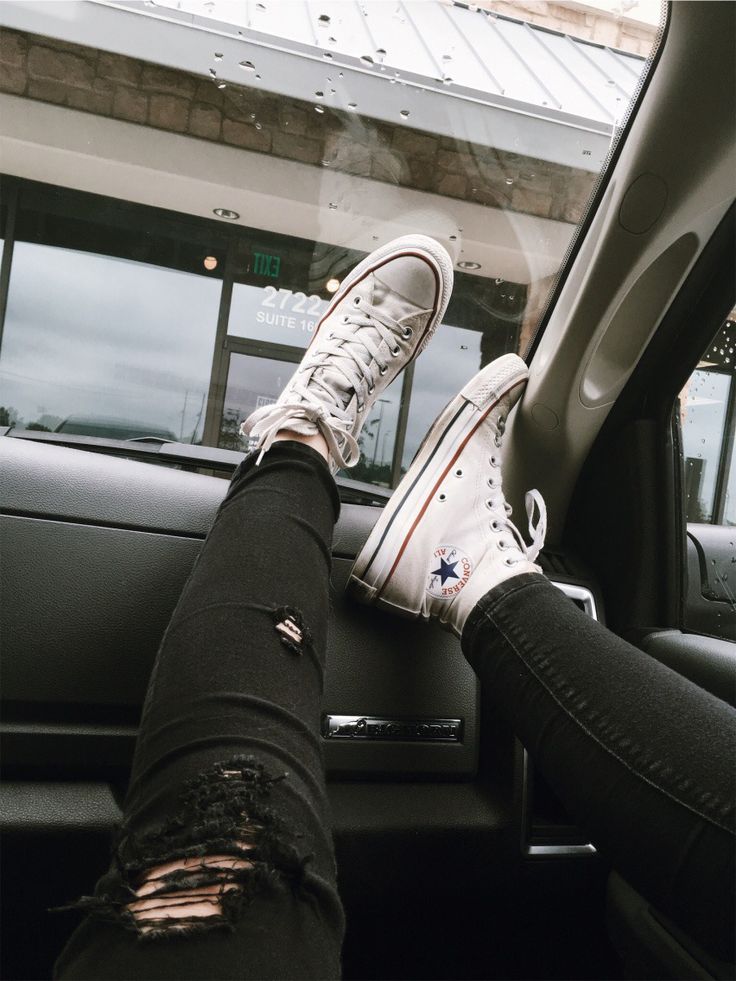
left=0, top=0, right=665, bottom=489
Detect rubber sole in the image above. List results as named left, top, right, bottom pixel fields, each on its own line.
left=348, top=354, right=528, bottom=616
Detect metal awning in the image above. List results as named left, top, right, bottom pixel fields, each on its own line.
left=0, top=0, right=647, bottom=171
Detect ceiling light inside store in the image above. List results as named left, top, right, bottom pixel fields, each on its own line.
left=213, top=208, right=240, bottom=220
left=458, top=260, right=481, bottom=270
left=326, top=278, right=340, bottom=293
left=203, top=256, right=218, bottom=270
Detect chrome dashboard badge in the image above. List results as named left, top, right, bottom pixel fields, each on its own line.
left=322, top=715, right=463, bottom=742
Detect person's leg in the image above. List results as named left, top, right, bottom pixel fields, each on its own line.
left=55, top=236, right=453, bottom=980
left=349, top=354, right=736, bottom=963
left=463, top=574, right=736, bottom=963
left=55, top=442, right=345, bottom=980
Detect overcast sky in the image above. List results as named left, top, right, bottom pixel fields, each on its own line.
left=0, top=242, right=221, bottom=439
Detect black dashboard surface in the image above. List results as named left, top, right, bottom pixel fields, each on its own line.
left=1, top=436, right=479, bottom=780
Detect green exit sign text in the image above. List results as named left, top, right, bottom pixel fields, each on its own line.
left=253, top=251, right=281, bottom=278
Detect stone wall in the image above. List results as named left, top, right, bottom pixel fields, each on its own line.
left=473, top=1, right=658, bottom=56
left=0, top=26, right=596, bottom=226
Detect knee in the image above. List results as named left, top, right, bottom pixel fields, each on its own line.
left=68, top=758, right=309, bottom=940
left=126, top=844, right=255, bottom=935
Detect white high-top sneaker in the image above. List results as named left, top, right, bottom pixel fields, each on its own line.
left=241, top=235, right=453, bottom=472
left=349, top=354, right=547, bottom=637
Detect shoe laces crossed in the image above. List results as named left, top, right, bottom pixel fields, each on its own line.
left=245, top=294, right=429, bottom=469
left=485, top=414, right=547, bottom=567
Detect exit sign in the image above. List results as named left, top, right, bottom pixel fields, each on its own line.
left=253, top=251, right=281, bottom=278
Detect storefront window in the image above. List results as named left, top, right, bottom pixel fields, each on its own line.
left=219, top=351, right=297, bottom=450
left=1, top=243, right=221, bottom=442
left=228, top=283, right=328, bottom=350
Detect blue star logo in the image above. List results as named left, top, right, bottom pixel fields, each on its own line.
left=431, top=557, right=460, bottom=585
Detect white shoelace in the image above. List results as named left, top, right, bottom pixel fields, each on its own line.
left=487, top=413, right=547, bottom=565
left=248, top=297, right=426, bottom=468
left=491, top=490, right=547, bottom=566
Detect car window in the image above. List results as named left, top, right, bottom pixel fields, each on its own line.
left=0, top=0, right=665, bottom=489
left=679, top=313, right=736, bottom=526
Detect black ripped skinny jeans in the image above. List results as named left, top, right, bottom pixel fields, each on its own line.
left=55, top=444, right=736, bottom=979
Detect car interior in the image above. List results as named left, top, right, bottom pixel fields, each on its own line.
left=1, top=1, right=735, bottom=979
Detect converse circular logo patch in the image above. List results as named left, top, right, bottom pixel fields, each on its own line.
left=426, top=544, right=473, bottom=600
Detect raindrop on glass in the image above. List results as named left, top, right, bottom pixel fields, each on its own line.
left=328, top=36, right=337, bottom=44
left=323, top=51, right=333, bottom=59
left=442, top=53, right=452, bottom=62
left=255, top=122, right=262, bottom=129
left=315, top=90, right=324, bottom=98
left=495, top=277, right=504, bottom=285
left=442, top=76, right=453, bottom=85
left=249, top=112, right=256, bottom=119
left=376, top=47, right=387, bottom=60
left=329, top=202, right=338, bottom=210
left=208, top=68, right=217, bottom=77
left=449, top=235, right=457, bottom=241
left=361, top=55, right=374, bottom=66
left=505, top=178, right=514, bottom=185
left=347, top=102, right=358, bottom=110
left=315, top=105, right=325, bottom=113
left=256, top=2, right=266, bottom=9
left=400, top=108, right=410, bottom=118
left=214, top=52, right=223, bottom=61
left=217, top=81, right=227, bottom=89
left=318, top=14, right=330, bottom=25
left=239, top=61, right=255, bottom=72
left=338, top=71, right=344, bottom=78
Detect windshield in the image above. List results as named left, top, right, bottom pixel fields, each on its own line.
left=0, top=0, right=665, bottom=488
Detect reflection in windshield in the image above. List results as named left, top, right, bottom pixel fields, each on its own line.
left=0, top=243, right=220, bottom=441
left=0, top=0, right=662, bottom=483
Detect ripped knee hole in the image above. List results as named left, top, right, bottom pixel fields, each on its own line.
left=127, top=845, right=255, bottom=934
left=59, top=757, right=309, bottom=940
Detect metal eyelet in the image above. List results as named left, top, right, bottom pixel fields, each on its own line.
left=357, top=402, right=365, bottom=413
left=391, top=346, right=401, bottom=357
left=484, top=499, right=494, bottom=511
left=498, top=541, right=509, bottom=551
left=487, top=476, right=496, bottom=488
left=490, top=455, right=499, bottom=467
left=504, top=557, right=515, bottom=567
left=438, top=493, right=447, bottom=502
left=379, top=365, right=388, bottom=375
left=494, top=436, right=502, bottom=448
left=490, top=520, right=501, bottom=531
left=454, top=468, right=463, bottom=478
left=353, top=296, right=361, bottom=306
left=342, top=314, right=350, bottom=323
left=368, top=385, right=375, bottom=395
left=402, top=327, right=413, bottom=338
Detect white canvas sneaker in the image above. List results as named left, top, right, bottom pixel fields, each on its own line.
left=349, top=354, right=547, bottom=637
left=241, top=235, right=453, bottom=472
